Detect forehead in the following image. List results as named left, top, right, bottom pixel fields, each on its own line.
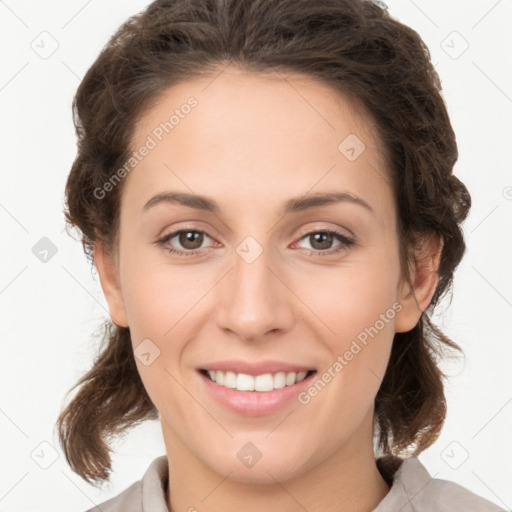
left=132, top=67, right=380, bottom=153
left=124, top=67, right=392, bottom=219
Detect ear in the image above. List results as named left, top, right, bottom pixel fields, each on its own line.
left=93, top=241, right=129, bottom=328
left=394, top=233, right=442, bottom=333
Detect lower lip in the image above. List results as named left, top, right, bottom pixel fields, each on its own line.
left=198, top=370, right=316, bottom=416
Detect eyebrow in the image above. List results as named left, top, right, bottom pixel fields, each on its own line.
left=143, top=191, right=374, bottom=215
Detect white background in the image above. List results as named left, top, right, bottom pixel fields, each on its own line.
left=1, top=0, right=511, bottom=510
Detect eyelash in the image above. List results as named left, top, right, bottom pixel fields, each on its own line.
left=156, top=228, right=355, bottom=257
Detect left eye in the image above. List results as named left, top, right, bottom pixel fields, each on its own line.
left=156, top=229, right=355, bottom=256
left=294, top=230, right=354, bottom=253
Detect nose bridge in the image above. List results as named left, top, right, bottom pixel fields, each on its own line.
left=234, top=239, right=273, bottom=302
left=215, top=235, right=293, bottom=340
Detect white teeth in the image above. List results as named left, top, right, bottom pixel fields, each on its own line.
left=204, top=369, right=311, bottom=392
left=285, top=372, right=297, bottom=386
left=254, top=373, right=274, bottom=392
left=273, top=371, right=286, bottom=389
left=236, top=373, right=254, bottom=391
left=224, top=371, right=237, bottom=388
left=296, top=371, right=308, bottom=381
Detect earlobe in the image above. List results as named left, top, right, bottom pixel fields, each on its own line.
left=93, top=241, right=129, bottom=328
left=394, top=234, right=442, bottom=333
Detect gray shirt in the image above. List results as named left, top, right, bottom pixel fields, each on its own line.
left=86, top=454, right=507, bottom=511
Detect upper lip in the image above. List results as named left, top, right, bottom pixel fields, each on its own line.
left=199, top=360, right=316, bottom=376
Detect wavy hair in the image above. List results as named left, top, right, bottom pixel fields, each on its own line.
left=56, top=0, right=470, bottom=484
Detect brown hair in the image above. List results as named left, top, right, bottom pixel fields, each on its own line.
left=56, top=0, right=470, bottom=484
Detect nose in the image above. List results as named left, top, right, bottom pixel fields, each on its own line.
left=214, top=240, right=295, bottom=343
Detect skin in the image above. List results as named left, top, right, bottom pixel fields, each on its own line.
left=94, top=66, right=440, bottom=512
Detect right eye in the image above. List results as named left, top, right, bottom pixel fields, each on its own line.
left=156, top=229, right=216, bottom=256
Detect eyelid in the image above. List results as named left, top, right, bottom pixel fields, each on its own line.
left=156, top=223, right=356, bottom=257
left=156, top=221, right=220, bottom=241
left=294, top=223, right=355, bottom=241
left=291, top=228, right=355, bottom=253
left=157, top=223, right=354, bottom=245
left=157, top=227, right=217, bottom=249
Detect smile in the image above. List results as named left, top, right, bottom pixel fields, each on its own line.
left=199, top=369, right=316, bottom=392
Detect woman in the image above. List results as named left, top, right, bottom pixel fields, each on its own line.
left=55, top=0, right=505, bottom=510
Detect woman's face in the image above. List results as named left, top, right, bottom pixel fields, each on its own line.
left=100, top=67, right=416, bottom=483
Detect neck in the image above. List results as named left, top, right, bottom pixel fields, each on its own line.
left=162, top=410, right=390, bottom=512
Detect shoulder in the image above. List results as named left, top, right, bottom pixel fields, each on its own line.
left=375, top=454, right=507, bottom=512
left=83, top=480, right=142, bottom=512
left=83, top=455, right=169, bottom=512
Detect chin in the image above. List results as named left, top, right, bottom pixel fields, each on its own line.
left=204, top=444, right=314, bottom=485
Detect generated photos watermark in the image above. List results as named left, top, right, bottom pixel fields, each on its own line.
left=297, top=301, right=403, bottom=405
left=93, top=96, right=198, bottom=200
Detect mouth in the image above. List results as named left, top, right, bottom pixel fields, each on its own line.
left=198, top=368, right=317, bottom=392
left=196, top=360, right=318, bottom=415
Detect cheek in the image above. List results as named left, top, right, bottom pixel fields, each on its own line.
left=120, top=252, right=209, bottom=343
left=295, top=249, right=401, bottom=342
left=118, top=251, right=217, bottom=405
left=121, top=237, right=402, bottom=357
left=296, top=249, right=400, bottom=401
left=119, top=259, right=205, bottom=417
